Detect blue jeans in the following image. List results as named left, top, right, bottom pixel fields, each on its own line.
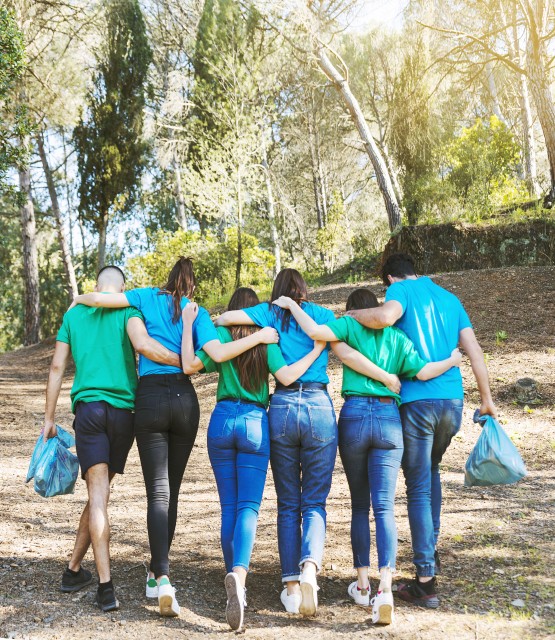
left=339, top=396, right=403, bottom=571
left=269, top=388, right=337, bottom=581
left=207, top=400, right=270, bottom=572
left=400, top=399, right=463, bottom=577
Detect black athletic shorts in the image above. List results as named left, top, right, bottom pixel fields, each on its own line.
left=73, top=401, right=134, bottom=479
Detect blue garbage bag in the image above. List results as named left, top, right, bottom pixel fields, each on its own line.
left=464, top=411, right=527, bottom=487
left=26, top=426, right=79, bottom=497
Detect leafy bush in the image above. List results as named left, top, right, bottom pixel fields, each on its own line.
left=126, top=228, right=275, bottom=306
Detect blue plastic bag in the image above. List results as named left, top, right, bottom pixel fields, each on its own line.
left=464, top=411, right=527, bottom=487
left=26, top=426, right=79, bottom=497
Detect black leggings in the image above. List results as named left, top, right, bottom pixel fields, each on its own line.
left=134, top=373, right=200, bottom=577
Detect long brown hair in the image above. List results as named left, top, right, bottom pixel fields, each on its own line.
left=228, top=288, right=269, bottom=393
left=159, top=257, right=196, bottom=323
left=270, top=268, right=308, bottom=332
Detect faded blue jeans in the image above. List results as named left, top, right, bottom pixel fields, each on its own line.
left=338, top=396, right=404, bottom=571
left=207, top=400, right=270, bottom=572
left=269, top=388, right=337, bottom=582
left=400, top=399, right=464, bottom=577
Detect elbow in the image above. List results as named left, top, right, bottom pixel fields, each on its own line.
left=307, top=328, right=320, bottom=340
left=210, top=351, right=224, bottom=364
left=182, top=363, right=197, bottom=375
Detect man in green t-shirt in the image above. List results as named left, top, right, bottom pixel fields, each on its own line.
left=43, top=266, right=181, bottom=613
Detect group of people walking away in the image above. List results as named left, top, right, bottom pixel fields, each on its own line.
left=43, top=253, right=496, bottom=630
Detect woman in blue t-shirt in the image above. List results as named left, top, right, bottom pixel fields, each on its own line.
left=71, top=257, right=278, bottom=618
left=215, top=269, right=395, bottom=617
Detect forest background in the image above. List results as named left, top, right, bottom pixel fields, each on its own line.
left=2, top=0, right=555, bottom=351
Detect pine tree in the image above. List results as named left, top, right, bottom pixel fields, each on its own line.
left=74, top=0, right=152, bottom=269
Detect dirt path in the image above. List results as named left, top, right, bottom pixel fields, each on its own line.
left=1, top=266, right=554, bottom=640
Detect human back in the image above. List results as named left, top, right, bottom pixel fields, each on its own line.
left=59, top=304, right=141, bottom=411
left=386, top=275, right=471, bottom=402
left=242, top=268, right=334, bottom=383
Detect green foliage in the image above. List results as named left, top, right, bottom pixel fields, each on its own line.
left=316, top=190, right=346, bottom=272
left=444, top=116, right=524, bottom=213
left=73, top=0, right=152, bottom=242
left=126, top=228, right=274, bottom=307
left=0, top=8, right=28, bottom=191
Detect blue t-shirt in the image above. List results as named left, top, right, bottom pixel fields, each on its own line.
left=385, top=277, right=472, bottom=403
left=125, top=287, right=218, bottom=376
left=243, top=301, right=335, bottom=384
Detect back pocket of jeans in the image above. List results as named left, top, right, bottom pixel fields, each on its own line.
left=376, top=415, right=403, bottom=448
left=338, top=415, right=364, bottom=446
left=134, top=393, right=160, bottom=431
left=269, top=405, right=289, bottom=440
left=308, top=405, right=337, bottom=443
left=245, top=415, right=268, bottom=450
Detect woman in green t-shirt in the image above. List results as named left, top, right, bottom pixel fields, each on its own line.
left=273, top=288, right=461, bottom=626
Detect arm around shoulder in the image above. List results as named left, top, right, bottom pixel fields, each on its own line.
left=348, top=300, right=403, bottom=329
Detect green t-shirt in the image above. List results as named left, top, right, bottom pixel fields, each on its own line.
left=197, top=326, right=287, bottom=407
left=326, top=317, right=428, bottom=404
left=57, top=305, right=144, bottom=412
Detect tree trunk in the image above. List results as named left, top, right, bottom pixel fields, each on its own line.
left=174, top=157, right=188, bottom=231
left=316, top=47, right=402, bottom=231
left=378, top=140, right=404, bottom=204
left=485, top=60, right=509, bottom=126
left=261, top=140, right=281, bottom=276
left=508, top=9, right=541, bottom=198
left=19, top=147, right=41, bottom=345
left=235, top=177, right=243, bottom=290
left=525, top=2, right=555, bottom=202
left=97, top=213, right=108, bottom=271
left=519, top=73, right=541, bottom=198
left=307, top=106, right=325, bottom=231
left=36, top=132, right=79, bottom=298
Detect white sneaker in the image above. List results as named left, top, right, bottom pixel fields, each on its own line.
left=299, top=575, right=319, bottom=617
left=371, top=590, right=394, bottom=625
left=280, top=588, right=301, bottom=614
left=348, top=580, right=370, bottom=606
left=224, top=572, right=245, bottom=631
left=145, top=574, right=158, bottom=599
left=158, top=578, right=180, bottom=617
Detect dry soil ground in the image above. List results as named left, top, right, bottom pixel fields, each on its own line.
left=0, top=266, right=554, bottom=640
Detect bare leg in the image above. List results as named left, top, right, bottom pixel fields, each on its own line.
left=378, top=566, right=393, bottom=592
left=68, top=471, right=115, bottom=572
left=68, top=502, right=91, bottom=571
left=356, top=566, right=370, bottom=589
left=232, top=567, right=247, bottom=589
left=86, top=464, right=112, bottom=583
left=286, top=580, right=300, bottom=595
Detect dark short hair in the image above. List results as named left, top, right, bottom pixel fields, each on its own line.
left=346, top=288, right=379, bottom=311
left=381, top=253, right=416, bottom=286
left=97, top=265, right=126, bottom=283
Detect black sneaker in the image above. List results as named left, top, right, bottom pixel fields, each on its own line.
left=434, top=549, right=441, bottom=575
left=96, top=582, right=120, bottom=612
left=396, top=576, right=439, bottom=609
left=61, top=566, right=93, bottom=593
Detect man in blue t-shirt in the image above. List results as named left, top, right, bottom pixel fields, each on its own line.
left=347, top=253, right=496, bottom=609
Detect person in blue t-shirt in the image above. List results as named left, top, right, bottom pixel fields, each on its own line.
left=347, top=253, right=497, bottom=609
left=71, top=257, right=278, bottom=618
left=216, top=268, right=396, bottom=618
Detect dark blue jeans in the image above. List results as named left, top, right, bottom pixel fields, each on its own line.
left=338, top=396, right=403, bottom=571
left=207, top=400, right=270, bottom=572
left=269, top=388, right=337, bottom=581
left=400, top=399, right=464, bottom=577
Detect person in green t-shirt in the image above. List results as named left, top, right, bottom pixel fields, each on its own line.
left=43, top=266, right=181, bottom=613
left=180, top=287, right=394, bottom=631
left=272, top=288, right=461, bottom=626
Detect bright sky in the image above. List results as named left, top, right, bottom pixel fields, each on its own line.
left=346, top=0, right=410, bottom=31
